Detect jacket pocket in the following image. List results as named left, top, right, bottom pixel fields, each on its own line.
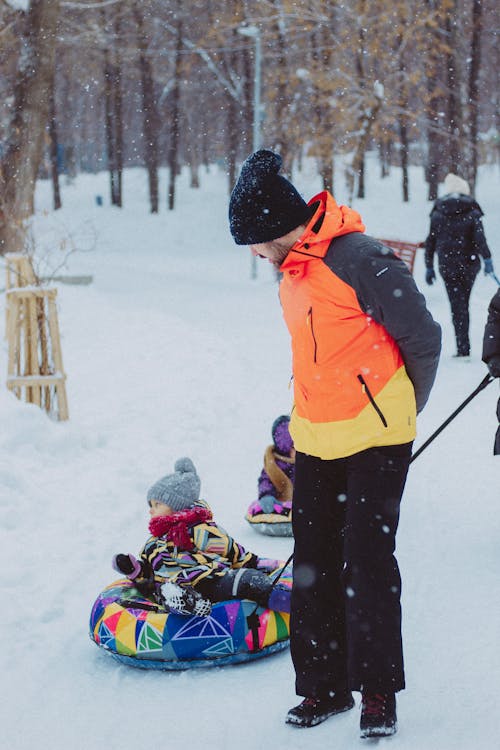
left=307, top=307, right=318, bottom=363
left=357, top=374, right=388, bottom=427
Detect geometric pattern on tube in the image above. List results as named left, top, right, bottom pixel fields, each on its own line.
left=89, top=566, right=292, bottom=670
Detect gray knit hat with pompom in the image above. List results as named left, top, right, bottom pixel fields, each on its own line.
left=147, top=457, right=201, bottom=512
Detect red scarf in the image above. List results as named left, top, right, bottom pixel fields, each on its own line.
left=148, top=506, right=212, bottom=550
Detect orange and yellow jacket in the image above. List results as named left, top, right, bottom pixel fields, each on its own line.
left=280, top=191, right=441, bottom=460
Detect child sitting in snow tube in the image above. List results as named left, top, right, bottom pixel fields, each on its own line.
left=245, top=415, right=295, bottom=536
left=90, top=458, right=291, bottom=669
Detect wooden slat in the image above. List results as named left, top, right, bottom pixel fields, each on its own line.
left=7, top=375, right=66, bottom=386
left=376, top=238, right=419, bottom=274
left=7, top=287, right=56, bottom=298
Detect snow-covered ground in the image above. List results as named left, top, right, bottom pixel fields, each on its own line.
left=1, top=157, right=499, bottom=750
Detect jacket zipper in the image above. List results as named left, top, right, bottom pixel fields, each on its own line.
left=357, top=374, right=388, bottom=427
left=307, top=307, right=318, bottom=363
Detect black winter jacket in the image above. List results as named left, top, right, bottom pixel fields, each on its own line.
left=482, top=289, right=500, bottom=455
left=425, top=194, right=491, bottom=277
left=482, top=289, right=500, bottom=365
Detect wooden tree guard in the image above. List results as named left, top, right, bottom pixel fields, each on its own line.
left=5, top=272, right=69, bottom=421
left=4, top=252, right=37, bottom=288
left=4, top=252, right=37, bottom=336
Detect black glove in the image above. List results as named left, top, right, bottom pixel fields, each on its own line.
left=486, top=355, right=500, bottom=379
left=112, top=553, right=143, bottom=579
left=425, top=268, right=436, bottom=285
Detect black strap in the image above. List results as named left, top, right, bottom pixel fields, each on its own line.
left=117, top=598, right=160, bottom=612
left=410, top=373, right=494, bottom=462
left=269, top=550, right=294, bottom=589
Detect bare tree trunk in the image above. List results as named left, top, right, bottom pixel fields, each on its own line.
left=446, top=4, right=462, bottom=173
left=0, top=0, right=61, bottom=254
left=226, top=94, right=239, bottom=190
left=224, top=4, right=245, bottom=190
left=468, top=0, right=483, bottom=193
left=319, top=158, right=334, bottom=193
left=397, top=23, right=410, bottom=203
left=226, top=28, right=241, bottom=191
left=102, top=7, right=123, bottom=207
left=167, top=19, right=182, bottom=211
left=49, top=77, right=61, bottom=210
left=190, top=160, right=200, bottom=189
left=270, top=0, right=294, bottom=170
left=378, top=137, right=391, bottom=178
left=399, top=114, right=409, bottom=202
left=102, top=20, right=117, bottom=205
left=113, top=10, right=123, bottom=207
left=349, top=98, right=381, bottom=203
left=424, top=0, right=444, bottom=200
left=242, top=46, right=253, bottom=149
left=354, top=3, right=367, bottom=199
left=134, top=4, right=159, bottom=213
left=310, top=21, right=335, bottom=194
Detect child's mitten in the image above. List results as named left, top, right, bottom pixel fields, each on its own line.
left=160, top=581, right=212, bottom=617
left=112, top=553, right=143, bottom=580
left=259, top=494, right=277, bottom=514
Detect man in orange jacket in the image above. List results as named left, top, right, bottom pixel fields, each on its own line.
left=229, top=150, right=441, bottom=739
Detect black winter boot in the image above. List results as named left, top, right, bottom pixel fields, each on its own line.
left=360, top=692, right=397, bottom=738
left=286, top=692, right=355, bottom=728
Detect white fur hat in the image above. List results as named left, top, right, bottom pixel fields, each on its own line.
left=443, top=173, right=470, bottom=196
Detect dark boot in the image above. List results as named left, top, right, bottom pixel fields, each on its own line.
left=360, top=692, right=397, bottom=738
left=286, top=692, right=354, bottom=728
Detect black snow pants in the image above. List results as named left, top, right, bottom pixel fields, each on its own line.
left=441, top=266, right=478, bottom=356
left=290, top=443, right=412, bottom=698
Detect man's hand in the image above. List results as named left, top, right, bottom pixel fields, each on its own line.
left=486, top=355, right=500, bottom=379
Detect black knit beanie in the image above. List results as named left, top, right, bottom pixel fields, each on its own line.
left=229, top=150, right=313, bottom=245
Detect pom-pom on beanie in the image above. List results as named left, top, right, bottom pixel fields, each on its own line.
left=229, top=150, right=315, bottom=245
left=443, top=173, right=470, bottom=196
left=147, top=457, right=201, bottom=512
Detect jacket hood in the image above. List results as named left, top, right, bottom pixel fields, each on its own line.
left=432, top=194, right=483, bottom=218
left=280, top=191, right=365, bottom=270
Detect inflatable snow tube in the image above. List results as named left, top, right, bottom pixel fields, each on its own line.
left=245, top=499, right=293, bottom=537
left=89, top=566, right=292, bottom=670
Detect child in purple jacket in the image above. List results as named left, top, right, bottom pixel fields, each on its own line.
left=246, top=415, right=295, bottom=527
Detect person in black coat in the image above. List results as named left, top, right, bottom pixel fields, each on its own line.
left=482, top=289, right=500, bottom=455
left=425, top=173, right=494, bottom=357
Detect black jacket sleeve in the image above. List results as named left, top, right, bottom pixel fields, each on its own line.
left=472, top=215, right=492, bottom=261
left=482, top=289, right=500, bottom=364
left=424, top=208, right=438, bottom=269
left=353, top=240, right=441, bottom=413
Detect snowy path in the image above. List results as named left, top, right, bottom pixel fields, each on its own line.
left=1, top=162, right=498, bottom=750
